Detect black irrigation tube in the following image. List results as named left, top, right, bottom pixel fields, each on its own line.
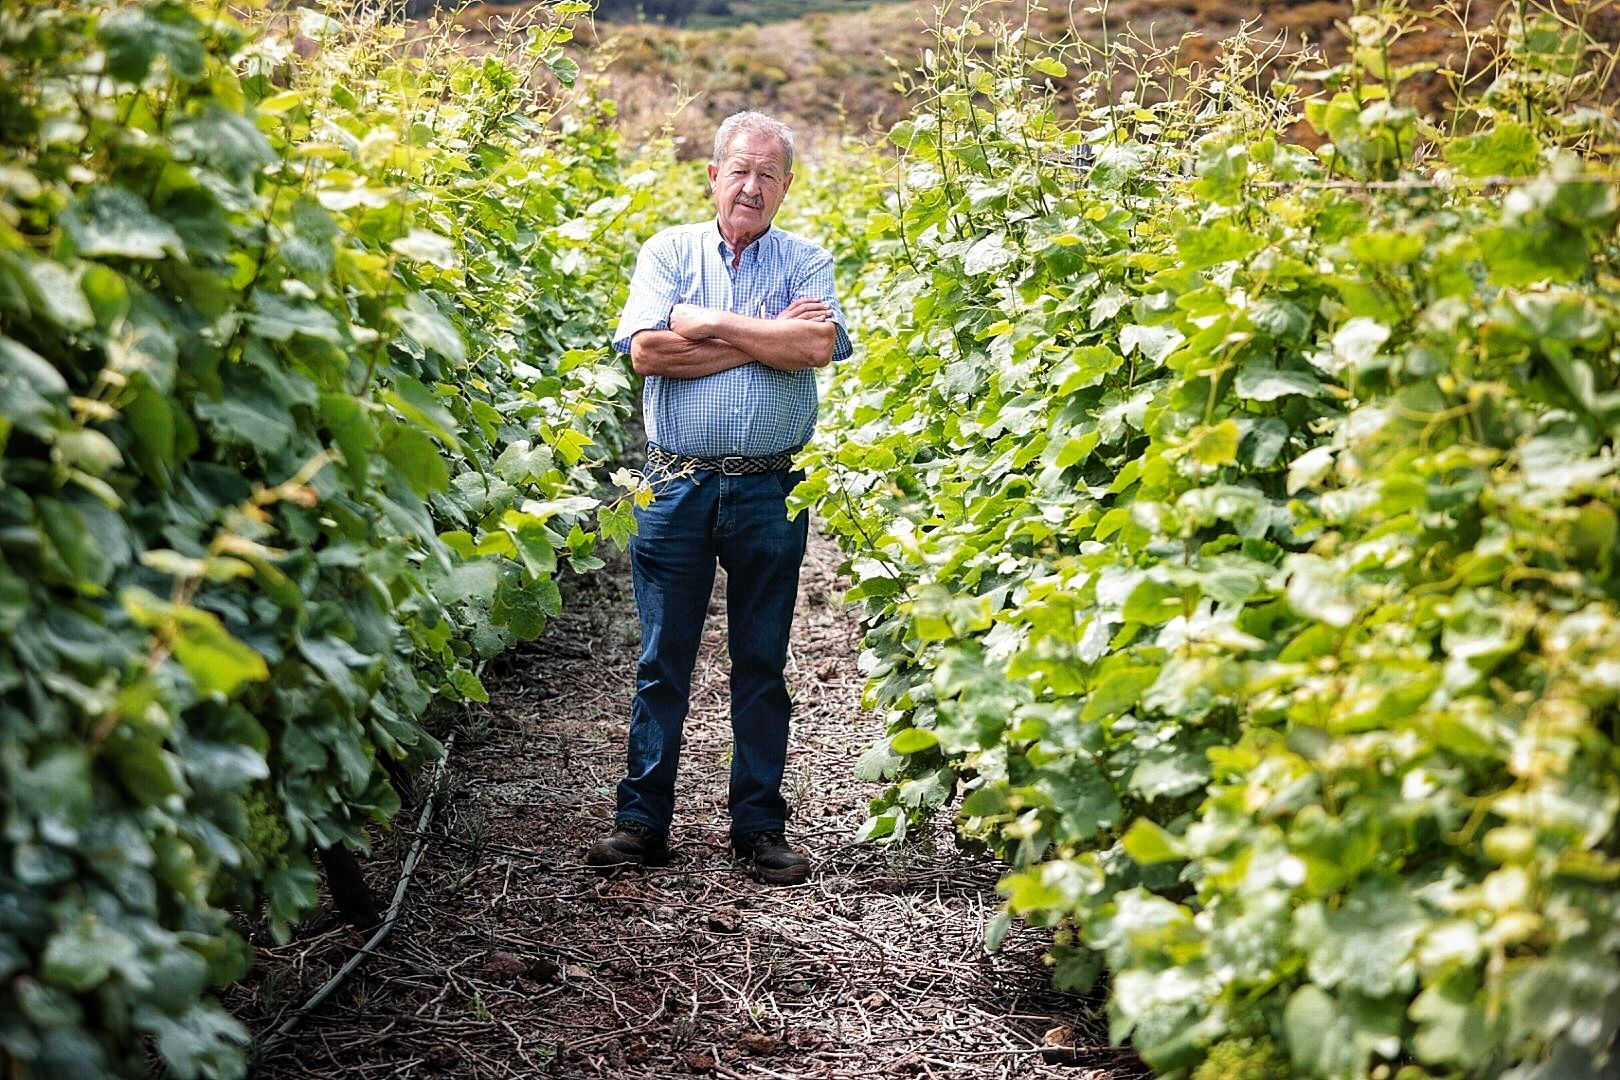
left=252, top=727, right=459, bottom=1062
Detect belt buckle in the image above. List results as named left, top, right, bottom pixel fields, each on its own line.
left=719, top=455, right=747, bottom=476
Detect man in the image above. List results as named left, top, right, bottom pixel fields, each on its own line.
left=588, top=112, right=853, bottom=885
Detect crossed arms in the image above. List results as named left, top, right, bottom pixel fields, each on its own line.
left=628, top=298, right=838, bottom=378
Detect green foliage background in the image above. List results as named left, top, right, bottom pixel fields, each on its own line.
left=797, top=2, right=1620, bottom=1078
left=578, top=0, right=911, bottom=27
left=4, top=0, right=1619, bottom=1077
left=0, top=0, right=661, bottom=1074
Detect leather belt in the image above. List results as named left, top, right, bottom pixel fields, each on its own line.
left=645, top=443, right=798, bottom=477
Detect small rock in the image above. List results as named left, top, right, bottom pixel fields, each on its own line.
left=682, top=1051, right=717, bottom=1072
left=737, top=1032, right=779, bottom=1055
left=882, top=1052, right=924, bottom=1075
left=706, top=905, right=742, bottom=933
left=481, top=950, right=528, bottom=982
left=1041, top=1024, right=1087, bottom=1066
left=483, top=950, right=562, bottom=984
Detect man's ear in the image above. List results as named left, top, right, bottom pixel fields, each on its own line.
left=783, top=171, right=794, bottom=194
left=706, top=162, right=719, bottom=190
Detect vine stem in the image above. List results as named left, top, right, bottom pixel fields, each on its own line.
left=891, top=144, right=922, bottom=275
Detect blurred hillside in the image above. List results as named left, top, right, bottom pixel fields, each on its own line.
left=444, top=1, right=1614, bottom=159
left=589, top=0, right=913, bottom=28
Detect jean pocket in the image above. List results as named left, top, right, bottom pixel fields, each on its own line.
left=776, top=468, right=807, bottom=498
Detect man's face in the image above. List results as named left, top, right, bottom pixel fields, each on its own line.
left=709, top=129, right=792, bottom=247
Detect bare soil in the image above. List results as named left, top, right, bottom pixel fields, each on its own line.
left=237, top=527, right=1147, bottom=1080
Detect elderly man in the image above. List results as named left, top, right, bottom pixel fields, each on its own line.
left=588, top=112, right=853, bottom=885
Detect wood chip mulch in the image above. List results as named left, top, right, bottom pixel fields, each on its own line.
left=233, top=526, right=1149, bottom=1080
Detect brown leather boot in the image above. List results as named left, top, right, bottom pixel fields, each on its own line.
left=731, top=830, right=809, bottom=885
left=585, top=820, right=670, bottom=869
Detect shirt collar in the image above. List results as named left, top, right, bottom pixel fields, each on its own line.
left=711, top=219, right=774, bottom=267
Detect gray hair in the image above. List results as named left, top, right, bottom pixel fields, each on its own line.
left=712, top=111, right=795, bottom=174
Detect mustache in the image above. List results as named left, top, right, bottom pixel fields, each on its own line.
left=734, top=194, right=765, bottom=209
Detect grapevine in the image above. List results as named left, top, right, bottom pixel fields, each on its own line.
left=803, top=2, right=1620, bottom=1076
left=0, top=1, right=656, bottom=1074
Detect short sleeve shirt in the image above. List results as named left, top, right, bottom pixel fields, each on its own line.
left=612, top=221, right=854, bottom=459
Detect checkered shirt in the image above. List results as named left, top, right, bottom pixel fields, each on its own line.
left=612, top=220, right=854, bottom=459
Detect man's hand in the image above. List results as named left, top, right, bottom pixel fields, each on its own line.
left=629, top=330, right=753, bottom=378
left=673, top=298, right=832, bottom=336
left=662, top=297, right=837, bottom=371
left=670, top=302, right=716, bottom=340
left=775, top=298, right=834, bottom=322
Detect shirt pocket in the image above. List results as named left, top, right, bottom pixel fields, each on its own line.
left=757, top=286, right=795, bottom=320
left=676, top=269, right=704, bottom=306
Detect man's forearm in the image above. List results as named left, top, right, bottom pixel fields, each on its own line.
left=675, top=309, right=836, bottom=371
left=629, top=331, right=756, bottom=378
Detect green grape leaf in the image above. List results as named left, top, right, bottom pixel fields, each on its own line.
left=1411, top=973, right=1492, bottom=1069
left=42, top=916, right=137, bottom=992
left=0, top=336, right=69, bottom=435
left=171, top=106, right=275, bottom=183
left=383, top=425, right=451, bottom=495
left=140, top=1002, right=249, bottom=1080
left=98, top=6, right=206, bottom=83
left=1294, top=877, right=1423, bottom=998
left=1235, top=363, right=1323, bottom=402
left=1284, top=985, right=1402, bottom=1079
left=391, top=291, right=466, bottom=363
left=66, top=186, right=185, bottom=261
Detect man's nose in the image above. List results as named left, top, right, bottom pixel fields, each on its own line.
left=741, top=173, right=761, bottom=195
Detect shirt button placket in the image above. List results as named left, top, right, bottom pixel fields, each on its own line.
left=732, top=255, right=745, bottom=455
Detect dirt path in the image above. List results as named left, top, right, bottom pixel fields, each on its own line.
left=241, top=528, right=1145, bottom=1079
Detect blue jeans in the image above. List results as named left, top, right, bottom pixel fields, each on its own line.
left=617, top=466, right=809, bottom=837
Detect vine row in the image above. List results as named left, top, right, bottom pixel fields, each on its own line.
left=0, top=1, right=657, bottom=1074
left=801, top=3, right=1620, bottom=1077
